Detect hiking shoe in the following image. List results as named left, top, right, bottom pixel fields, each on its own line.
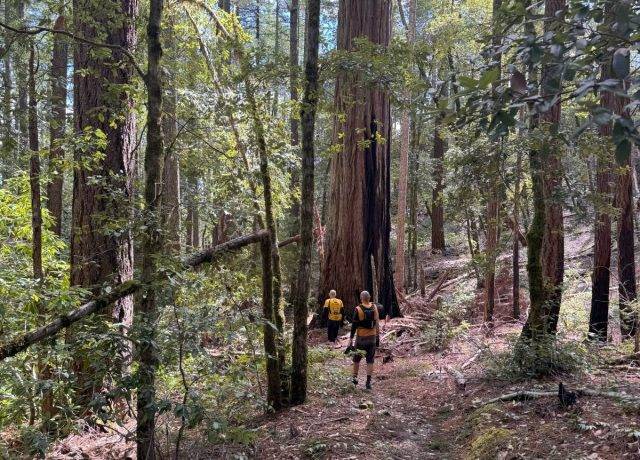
left=365, top=381, right=372, bottom=390
left=352, top=377, right=358, bottom=386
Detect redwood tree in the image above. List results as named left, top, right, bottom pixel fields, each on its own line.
left=319, top=0, right=399, bottom=317
left=46, top=14, right=67, bottom=236
left=522, top=0, right=566, bottom=339
left=70, top=0, right=137, bottom=402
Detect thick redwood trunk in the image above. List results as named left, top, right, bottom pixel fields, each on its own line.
left=319, top=0, right=399, bottom=318
left=46, top=15, right=68, bottom=236
left=589, top=43, right=616, bottom=340
left=70, top=0, right=137, bottom=403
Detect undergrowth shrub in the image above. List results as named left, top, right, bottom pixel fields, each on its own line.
left=420, top=291, right=472, bottom=351
left=484, top=334, right=594, bottom=380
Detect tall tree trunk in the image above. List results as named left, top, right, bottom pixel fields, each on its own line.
left=589, top=11, right=617, bottom=340
left=512, top=148, right=522, bottom=319
left=15, top=0, right=27, bottom=146
left=47, top=15, right=68, bottom=236
left=2, top=0, right=14, bottom=177
left=287, top=0, right=301, bottom=234
left=259, top=233, right=282, bottom=409
left=162, top=15, right=181, bottom=253
left=617, top=157, right=637, bottom=337
left=484, top=0, right=502, bottom=325
left=610, top=1, right=637, bottom=338
left=431, top=101, right=446, bottom=253
left=408, top=116, right=420, bottom=290
left=70, top=0, right=138, bottom=406
left=319, top=0, right=399, bottom=318
left=28, top=40, right=54, bottom=423
left=136, top=0, right=164, bottom=457
left=218, top=0, right=230, bottom=12
left=394, top=0, right=415, bottom=293
left=290, top=0, right=320, bottom=406
left=522, top=0, right=566, bottom=339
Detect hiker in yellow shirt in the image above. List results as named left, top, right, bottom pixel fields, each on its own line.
left=323, top=290, right=344, bottom=343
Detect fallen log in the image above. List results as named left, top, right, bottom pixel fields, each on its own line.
left=277, top=234, right=300, bottom=248
left=444, top=365, right=466, bottom=391
left=0, top=230, right=270, bottom=361
left=606, top=352, right=640, bottom=366
left=478, top=387, right=640, bottom=407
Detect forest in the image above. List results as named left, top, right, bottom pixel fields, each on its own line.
left=0, top=0, right=639, bottom=458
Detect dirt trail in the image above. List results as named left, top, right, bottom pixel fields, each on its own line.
left=254, top=323, right=640, bottom=460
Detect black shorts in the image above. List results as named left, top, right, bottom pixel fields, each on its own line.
left=353, top=335, right=376, bottom=364
left=327, top=320, right=341, bottom=342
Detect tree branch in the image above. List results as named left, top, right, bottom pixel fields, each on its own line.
left=0, top=21, right=147, bottom=81
left=0, top=230, right=270, bottom=361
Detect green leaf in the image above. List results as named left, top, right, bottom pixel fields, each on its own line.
left=615, top=139, right=631, bottom=165
left=612, top=48, right=630, bottom=78
left=478, top=68, right=500, bottom=89
left=458, top=76, right=478, bottom=88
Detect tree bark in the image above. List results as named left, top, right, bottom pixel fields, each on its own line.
left=2, top=0, right=14, bottom=177
left=70, top=0, right=138, bottom=405
left=431, top=101, right=446, bottom=253
left=290, top=0, right=320, bottom=406
left=287, top=0, right=301, bottom=235
left=318, top=0, right=399, bottom=318
left=162, top=15, right=181, bottom=253
left=512, top=148, right=522, bottom=319
left=394, top=0, right=415, bottom=293
left=522, top=0, right=566, bottom=339
left=15, top=0, right=27, bottom=146
left=589, top=21, right=617, bottom=340
left=29, top=40, right=54, bottom=421
left=484, top=0, right=502, bottom=325
left=136, top=0, right=164, bottom=456
left=46, top=15, right=68, bottom=236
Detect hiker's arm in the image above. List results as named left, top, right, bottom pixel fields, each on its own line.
left=349, top=312, right=358, bottom=343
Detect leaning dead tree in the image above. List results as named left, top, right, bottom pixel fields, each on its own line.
left=0, top=230, right=272, bottom=361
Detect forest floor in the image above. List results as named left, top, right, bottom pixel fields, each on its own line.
left=45, top=222, right=640, bottom=459
left=252, top=323, right=640, bottom=460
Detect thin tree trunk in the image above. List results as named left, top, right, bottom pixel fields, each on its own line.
left=47, top=15, right=68, bottom=236
left=162, top=15, right=181, bottom=253
left=2, top=0, right=14, bottom=177
left=512, top=148, right=522, bottom=319
left=290, top=0, right=320, bottom=406
left=287, top=0, right=301, bottom=232
left=28, top=40, right=54, bottom=422
left=15, top=0, right=27, bottom=146
left=431, top=103, right=446, bottom=253
left=484, top=0, right=502, bottom=325
left=259, top=233, right=282, bottom=409
left=136, top=0, right=164, bottom=457
left=394, top=0, right=415, bottom=293
left=522, top=0, right=566, bottom=339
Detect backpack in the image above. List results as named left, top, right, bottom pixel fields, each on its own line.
left=357, top=305, right=376, bottom=329
left=328, top=299, right=342, bottom=321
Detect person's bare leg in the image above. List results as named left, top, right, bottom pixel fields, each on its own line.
left=352, top=361, right=360, bottom=384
